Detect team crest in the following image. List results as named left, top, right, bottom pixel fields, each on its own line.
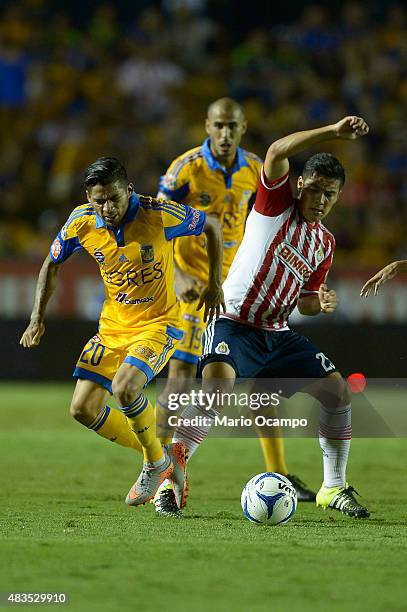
left=140, top=245, right=154, bottom=264
left=315, top=245, right=324, bottom=264
left=94, top=249, right=105, bottom=263
left=51, top=238, right=62, bottom=259
left=215, top=341, right=230, bottom=355
left=199, top=192, right=211, bottom=206
left=163, top=174, right=177, bottom=191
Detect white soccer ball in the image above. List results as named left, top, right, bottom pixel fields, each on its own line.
left=241, top=472, right=297, bottom=526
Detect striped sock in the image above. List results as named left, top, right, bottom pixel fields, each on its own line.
left=88, top=406, right=142, bottom=453
left=173, top=402, right=218, bottom=461
left=319, top=403, right=352, bottom=488
left=123, top=394, right=163, bottom=463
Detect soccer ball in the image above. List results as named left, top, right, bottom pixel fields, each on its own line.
left=241, top=472, right=297, bottom=526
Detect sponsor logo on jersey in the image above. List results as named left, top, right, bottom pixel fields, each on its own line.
left=94, top=249, right=105, bottom=263
left=183, top=313, right=201, bottom=323
left=51, top=238, right=62, bottom=259
left=115, top=293, right=154, bottom=305
left=92, top=334, right=101, bottom=342
left=188, top=209, right=201, bottom=231
left=276, top=242, right=313, bottom=282
left=101, top=260, right=164, bottom=288
left=224, top=240, right=238, bottom=249
left=118, top=253, right=129, bottom=263
left=133, top=345, right=158, bottom=363
left=215, top=341, right=230, bottom=355
left=140, top=245, right=154, bottom=264
left=162, top=174, right=177, bottom=191
left=199, top=192, right=211, bottom=206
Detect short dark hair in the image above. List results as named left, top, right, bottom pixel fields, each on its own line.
left=302, top=153, right=345, bottom=187
left=83, top=157, right=128, bottom=189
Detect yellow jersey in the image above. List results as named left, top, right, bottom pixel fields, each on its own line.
left=49, top=194, right=206, bottom=337
left=158, top=138, right=262, bottom=284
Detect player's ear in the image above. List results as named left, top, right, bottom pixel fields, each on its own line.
left=86, top=190, right=91, bottom=203
left=205, top=118, right=211, bottom=135
left=241, top=119, right=247, bottom=135
left=297, top=176, right=303, bottom=190
left=127, top=183, right=134, bottom=197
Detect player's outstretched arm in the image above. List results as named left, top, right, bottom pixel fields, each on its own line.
left=264, top=116, right=369, bottom=182
left=197, top=215, right=225, bottom=321
left=360, top=260, right=407, bottom=297
left=20, top=255, right=60, bottom=347
left=297, top=284, right=338, bottom=316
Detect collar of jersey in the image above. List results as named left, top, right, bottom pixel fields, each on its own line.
left=202, top=138, right=249, bottom=175
left=95, top=193, right=139, bottom=229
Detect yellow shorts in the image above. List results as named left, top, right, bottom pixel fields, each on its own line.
left=172, top=299, right=205, bottom=365
left=73, top=324, right=183, bottom=393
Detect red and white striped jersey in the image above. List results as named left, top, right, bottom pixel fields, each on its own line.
left=222, top=167, right=335, bottom=331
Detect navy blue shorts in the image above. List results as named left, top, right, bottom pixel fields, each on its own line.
left=199, top=318, right=337, bottom=396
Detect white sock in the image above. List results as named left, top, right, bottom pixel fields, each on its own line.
left=148, top=450, right=167, bottom=469
left=173, top=402, right=218, bottom=461
left=319, top=403, right=351, bottom=488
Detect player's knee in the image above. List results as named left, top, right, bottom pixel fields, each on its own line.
left=112, top=377, right=143, bottom=408
left=69, top=398, right=98, bottom=425
left=325, top=375, right=351, bottom=408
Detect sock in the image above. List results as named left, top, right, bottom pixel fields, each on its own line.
left=257, top=437, right=289, bottom=475
left=122, top=394, right=163, bottom=463
left=173, top=402, right=217, bottom=461
left=88, top=406, right=142, bottom=453
left=319, top=403, right=352, bottom=488
left=156, top=398, right=173, bottom=446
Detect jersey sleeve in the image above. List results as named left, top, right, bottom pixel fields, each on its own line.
left=49, top=216, right=83, bottom=264
left=254, top=166, right=293, bottom=216
left=300, top=238, right=335, bottom=297
left=158, top=157, right=191, bottom=202
left=161, top=200, right=206, bottom=240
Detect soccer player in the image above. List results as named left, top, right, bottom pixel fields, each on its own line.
left=155, top=97, right=315, bottom=516
left=173, top=116, right=371, bottom=518
left=360, top=260, right=407, bottom=296
left=20, top=157, right=224, bottom=509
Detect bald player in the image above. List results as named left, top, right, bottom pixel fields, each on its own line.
left=154, top=98, right=316, bottom=516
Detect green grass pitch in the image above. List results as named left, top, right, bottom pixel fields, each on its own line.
left=0, top=383, right=406, bottom=612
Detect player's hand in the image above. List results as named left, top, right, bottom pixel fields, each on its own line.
left=318, top=284, right=338, bottom=313
left=19, top=320, right=45, bottom=347
left=175, top=268, right=203, bottom=303
left=360, top=262, right=399, bottom=297
left=334, top=116, right=369, bottom=140
left=197, top=284, right=226, bottom=322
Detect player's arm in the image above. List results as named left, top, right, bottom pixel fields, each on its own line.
left=197, top=215, right=226, bottom=321
left=20, top=255, right=60, bottom=347
left=297, top=284, right=338, bottom=316
left=360, top=260, right=407, bottom=297
left=174, top=260, right=203, bottom=303
left=20, top=212, right=84, bottom=347
left=264, top=116, right=369, bottom=182
left=158, top=157, right=201, bottom=301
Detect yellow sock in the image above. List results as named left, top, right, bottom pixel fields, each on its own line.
left=123, top=395, right=163, bottom=463
left=88, top=406, right=142, bottom=453
left=258, top=437, right=289, bottom=475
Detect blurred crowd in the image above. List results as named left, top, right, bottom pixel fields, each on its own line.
left=1, top=0, right=406, bottom=268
